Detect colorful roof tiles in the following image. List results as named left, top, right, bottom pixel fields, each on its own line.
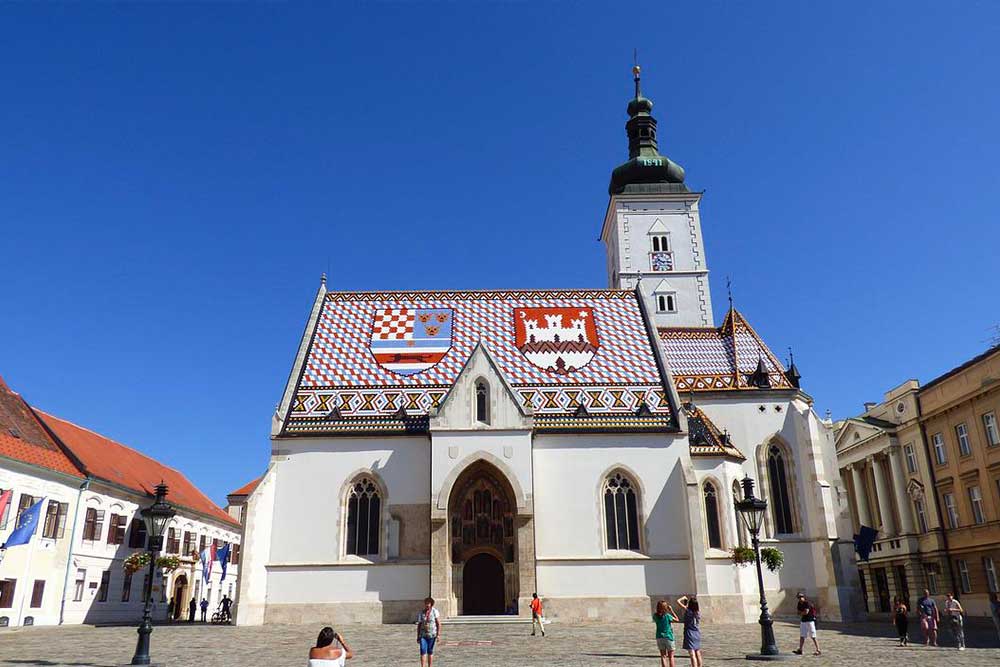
left=684, top=403, right=745, bottom=460
left=0, top=376, right=82, bottom=478
left=658, top=309, right=793, bottom=393
left=284, top=289, right=676, bottom=434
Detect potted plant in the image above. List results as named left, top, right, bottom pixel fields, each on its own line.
left=123, top=552, right=151, bottom=574
left=759, top=547, right=784, bottom=572
left=730, top=546, right=756, bottom=567
left=156, top=555, right=181, bottom=572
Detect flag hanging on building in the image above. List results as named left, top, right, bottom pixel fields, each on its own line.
left=200, top=542, right=217, bottom=584
left=2, top=497, right=45, bottom=548
left=853, top=525, right=878, bottom=562
left=0, top=489, right=12, bottom=530
left=217, top=543, right=232, bottom=581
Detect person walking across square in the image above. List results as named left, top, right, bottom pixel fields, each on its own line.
left=917, top=589, right=939, bottom=646
left=530, top=592, right=545, bottom=637
left=892, top=597, right=909, bottom=646
left=944, top=593, right=965, bottom=651
left=200, top=597, right=208, bottom=622
left=652, top=599, right=677, bottom=667
left=188, top=597, right=196, bottom=623
left=793, top=593, right=821, bottom=655
left=416, top=597, right=441, bottom=667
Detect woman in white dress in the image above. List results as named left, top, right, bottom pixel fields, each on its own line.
left=308, top=627, right=354, bottom=666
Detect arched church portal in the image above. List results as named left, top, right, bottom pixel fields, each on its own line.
left=448, top=462, right=517, bottom=615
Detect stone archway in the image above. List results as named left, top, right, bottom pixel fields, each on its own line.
left=171, top=573, right=188, bottom=620
left=447, top=461, right=519, bottom=615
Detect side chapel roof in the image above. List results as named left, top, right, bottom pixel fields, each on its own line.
left=281, top=289, right=678, bottom=435
left=684, top=403, right=745, bottom=460
left=658, top=308, right=795, bottom=393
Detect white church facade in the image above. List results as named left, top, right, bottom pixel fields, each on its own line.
left=236, top=68, right=862, bottom=625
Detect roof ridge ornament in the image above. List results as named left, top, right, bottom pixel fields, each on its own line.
left=785, top=347, right=802, bottom=389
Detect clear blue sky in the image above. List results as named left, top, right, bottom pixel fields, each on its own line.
left=3, top=3, right=998, bottom=505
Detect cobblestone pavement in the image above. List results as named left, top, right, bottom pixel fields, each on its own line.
left=3, top=619, right=999, bottom=667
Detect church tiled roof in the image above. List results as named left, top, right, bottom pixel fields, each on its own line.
left=658, top=309, right=793, bottom=393
left=684, top=403, right=745, bottom=460
left=283, top=289, right=677, bottom=435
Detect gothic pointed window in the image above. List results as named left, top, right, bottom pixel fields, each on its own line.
left=475, top=380, right=490, bottom=424
left=346, top=476, right=381, bottom=557
left=767, top=445, right=795, bottom=534
left=703, top=481, right=722, bottom=549
left=732, top=480, right=748, bottom=547
left=603, top=471, right=641, bottom=551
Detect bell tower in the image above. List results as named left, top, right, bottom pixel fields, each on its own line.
left=601, top=64, right=714, bottom=328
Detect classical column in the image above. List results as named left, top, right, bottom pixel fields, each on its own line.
left=849, top=463, right=871, bottom=528
left=888, top=446, right=915, bottom=534
left=869, top=455, right=896, bottom=536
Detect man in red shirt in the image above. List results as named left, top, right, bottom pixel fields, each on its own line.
left=530, top=592, right=546, bottom=636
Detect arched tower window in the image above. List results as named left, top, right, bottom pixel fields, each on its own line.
left=703, top=481, right=722, bottom=549
left=346, top=476, right=381, bottom=556
left=767, top=445, right=795, bottom=534
left=475, top=380, right=490, bottom=424
left=732, top=480, right=748, bottom=547
left=603, top=471, right=641, bottom=551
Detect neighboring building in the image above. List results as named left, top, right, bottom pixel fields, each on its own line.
left=834, top=381, right=947, bottom=616
left=836, top=345, right=1000, bottom=618
left=917, top=345, right=1000, bottom=616
left=225, top=478, right=259, bottom=526
left=237, top=67, right=860, bottom=626
left=0, top=376, right=241, bottom=627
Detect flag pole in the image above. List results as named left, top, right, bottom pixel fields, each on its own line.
left=14, top=532, right=38, bottom=627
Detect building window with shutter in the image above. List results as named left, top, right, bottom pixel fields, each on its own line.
left=107, top=514, right=126, bottom=545
left=199, top=535, right=207, bottom=554
left=82, top=508, right=104, bottom=542
left=73, top=569, right=86, bottom=602
left=97, top=571, right=110, bottom=602
left=983, top=412, right=1000, bottom=447
left=30, top=580, right=44, bottom=608
left=166, top=528, right=180, bottom=554
left=121, top=572, right=132, bottom=602
left=603, top=471, right=642, bottom=552
left=346, top=476, right=382, bottom=557
left=128, top=517, right=147, bottom=549
left=703, top=481, right=723, bottom=549
left=42, top=501, right=64, bottom=539
left=16, top=494, right=37, bottom=525
left=182, top=531, right=192, bottom=556
left=0, top=580, right=15, bottom=608
left=231, top=544, right=240, bottom=565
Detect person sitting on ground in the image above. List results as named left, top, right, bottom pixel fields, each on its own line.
left=652, top=599, right=677, bottom=667
left=793, top=592, right=821, bottom=655
left=308, top=626, right=353, bottom=666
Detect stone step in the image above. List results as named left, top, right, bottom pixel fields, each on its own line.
left=444, top=615, right=547, bottom=625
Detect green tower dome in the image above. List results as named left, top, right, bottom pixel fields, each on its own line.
left=608, top=65, right=686, bottom=195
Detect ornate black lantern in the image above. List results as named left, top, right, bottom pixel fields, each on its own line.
left=130, top=482, right=175, bottom=666
left=736, top=476, right=786, bottom=661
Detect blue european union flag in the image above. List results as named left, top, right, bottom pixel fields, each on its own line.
left=2, top=497, right=45, bottom=548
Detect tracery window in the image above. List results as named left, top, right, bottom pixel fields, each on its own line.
left=703, top=482, right=722, bottom=549
left=767, top=445, right=795, bottom=534
left=603, top=472, right=641, bottom=551
left=475, top=380, right=490, bottom=424
left=346, top=477, right=381, bottom=557
left=732, top=480, right=748, bottom=547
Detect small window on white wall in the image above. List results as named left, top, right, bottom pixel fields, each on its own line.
left=651, top=235, right=670, bottom=253
left=475, top=380, right=490, bottom=424
left=656, top=293, right=676, bottom=314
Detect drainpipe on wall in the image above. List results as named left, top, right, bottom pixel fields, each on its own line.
left=58, top=477, right=91, bottom=625
left=914, top=403, right=958, bottom=597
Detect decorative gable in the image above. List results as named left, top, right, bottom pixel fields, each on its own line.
left=430, top=343, right=533, bottom=431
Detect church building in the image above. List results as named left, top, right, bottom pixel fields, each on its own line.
left=236, top=67, right=861, bottom=625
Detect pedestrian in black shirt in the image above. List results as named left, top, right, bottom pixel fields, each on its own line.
left=793, top=593, right=821, bottom=655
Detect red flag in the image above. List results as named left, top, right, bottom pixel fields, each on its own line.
left=0, top=489, right=11, bottom=527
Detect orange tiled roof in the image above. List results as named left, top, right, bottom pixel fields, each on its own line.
left=228, top=477, right=260, bottom=497
left=36, top=410, right=239, bottom=528
left=0, top=376, right=83, bottom=479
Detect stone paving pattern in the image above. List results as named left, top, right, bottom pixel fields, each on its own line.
left=2, top=619, right=999, bottom=667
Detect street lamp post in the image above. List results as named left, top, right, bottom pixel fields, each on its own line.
left=736, top=476, right=786, bottom=661
left=130, top=482, right=175, bottom=666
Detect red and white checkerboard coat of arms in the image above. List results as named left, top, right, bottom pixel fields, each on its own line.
left=514, top=307, right=600, bottom=375
left=369, top=307, right=453, bottom=376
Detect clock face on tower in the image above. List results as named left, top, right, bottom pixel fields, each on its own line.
left=650, top=251, right=674, bottom=272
